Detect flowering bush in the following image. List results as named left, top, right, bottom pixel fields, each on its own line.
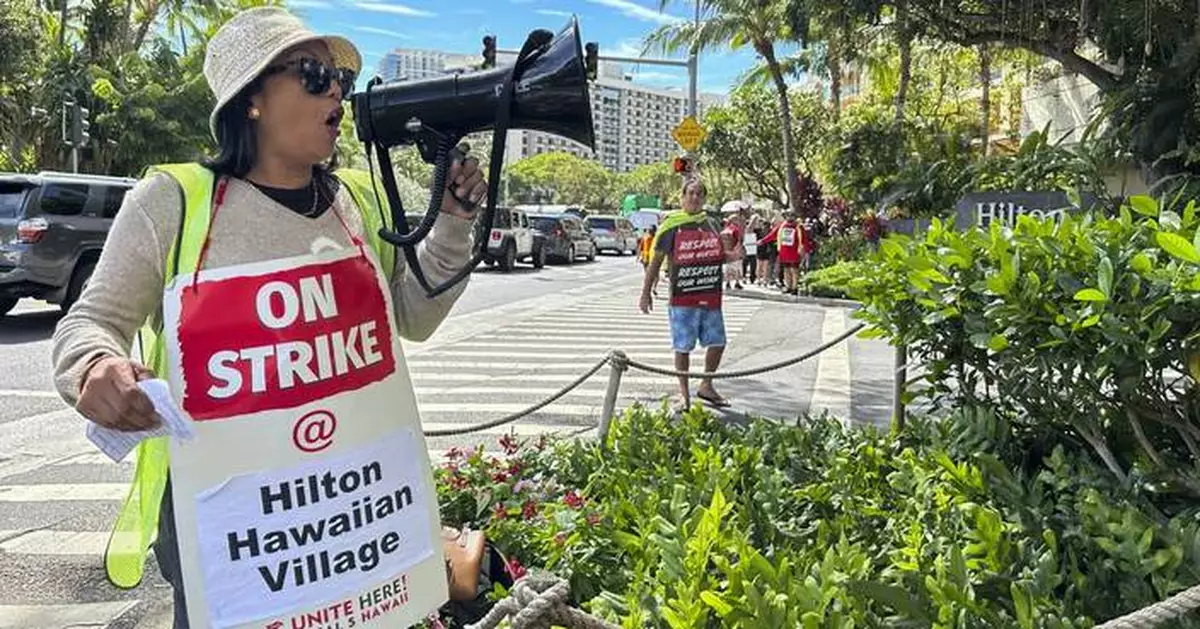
left=431, top=402, right=1200, bottom=628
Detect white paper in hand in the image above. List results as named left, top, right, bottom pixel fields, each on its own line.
left=86, top=379, right=195, bottom=463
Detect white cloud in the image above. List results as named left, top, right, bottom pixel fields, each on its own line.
left=352, top=25, right=411, bottom=38
left=290, top=0, right=333, bottom=7
left=609, top=37, right=645, bottom=57
left=535, top=9, right=574, bottom=17
left=583, top=0, right=682, bottom=25
left=351, top=2, right=436, bottom=17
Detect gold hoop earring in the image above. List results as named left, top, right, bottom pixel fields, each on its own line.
left=248, top=107, right=260, bottom=120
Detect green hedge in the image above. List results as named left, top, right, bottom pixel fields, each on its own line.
left=432, top=405, right=1200, bottom=628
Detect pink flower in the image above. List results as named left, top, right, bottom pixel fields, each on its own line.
left=522, top=499, right=538, bottom=520
left=507, top=461, right=522, bottom=477
left=499, top=433, right=520, bottom=455
left=445, top=447, right=465, bottom=461
left=492, top=503, right=507, bottom=521
left=504, top=556, right=527, bottom=580
left=491, top=470, right=510, bottom=484
left=448, top=475, right=469, bottom=490
left=563, top=490, right=585, bottom=509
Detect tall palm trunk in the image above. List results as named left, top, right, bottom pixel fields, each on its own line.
left=894, top=0, right=911, bottom=121
left=979, top=44, right=992, bottom=157
left=760, top=42, right=800, bottom=212
left=828, top=41, right=842, bottom=118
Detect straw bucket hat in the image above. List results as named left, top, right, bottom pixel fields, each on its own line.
left=203, top=6, right=361, bottom=140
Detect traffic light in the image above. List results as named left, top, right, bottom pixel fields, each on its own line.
left=69, top=102, right=90, bottom=148
left=481, top=35, right=496, bottom=69
left=584, top=42, right=598, bottom=80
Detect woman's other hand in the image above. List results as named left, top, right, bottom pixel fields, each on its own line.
left=77, top=356, right=159, bottom=432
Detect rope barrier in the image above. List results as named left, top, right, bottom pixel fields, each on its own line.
left=620, top=323, right=866, bottom=380
left=465, top=573, right=620, bottom=629
left=423, top=355, right=611, bottom=437
left=421, top=324, right=869, bottom=438
left=1094, top=583, right=1200, bottom=629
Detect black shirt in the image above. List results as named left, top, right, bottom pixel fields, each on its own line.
left=249, top=174, right=339, bottom=219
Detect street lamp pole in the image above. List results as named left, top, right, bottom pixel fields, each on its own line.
left=687, top=0, right=699, bottom=119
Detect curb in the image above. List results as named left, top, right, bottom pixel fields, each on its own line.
left=726, top=288, right=861, bottom=309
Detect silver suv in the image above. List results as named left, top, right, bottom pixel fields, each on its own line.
left=0, top=171, right=137, bottom=316
left=585, top=215, right=638, bottom=255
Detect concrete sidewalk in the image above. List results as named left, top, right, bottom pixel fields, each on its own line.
left=657, top=296, right=896, bottom=429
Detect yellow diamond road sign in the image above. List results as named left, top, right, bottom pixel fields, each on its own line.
left=672, top=116, right=707, bottom=152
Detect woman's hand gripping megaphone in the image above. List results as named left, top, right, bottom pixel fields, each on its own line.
left=442, top=143, right=487, bottom=219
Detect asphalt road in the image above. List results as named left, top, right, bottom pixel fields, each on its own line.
left=0, top=252, right=894, bottom=628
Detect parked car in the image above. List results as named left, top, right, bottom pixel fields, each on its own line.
left=0, top=171, right=137, bottom=316
left=585, top=215, right=639, bottom=255
left=529, top=213, right=597, bottom=264
left=484, top=207, right=545, bottom=271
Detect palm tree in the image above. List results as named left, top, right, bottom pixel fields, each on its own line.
left=645, top=0, right=806, bottom=212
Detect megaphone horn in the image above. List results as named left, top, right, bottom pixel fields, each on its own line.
left=350, top=17, right=596, bottom=299
left=354, top=17, right=595, bottom=160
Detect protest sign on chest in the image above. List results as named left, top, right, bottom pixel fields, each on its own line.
left=161, top=246, right=446, bottom=629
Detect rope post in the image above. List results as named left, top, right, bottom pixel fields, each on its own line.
left=893, top=343, right=908, bottom=431
left=598, top=351, right=627, bottom=445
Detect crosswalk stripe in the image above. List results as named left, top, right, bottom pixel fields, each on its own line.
left=436, top=341, right=668, bottom=350
left=417, top=386, right=607, bottom=397
left=416, top=350, right=678, bottom=361
left=0, top=483, right=128, bottom=502
left=0, top=530, right=110, bottom=555
left=0, top=389, right=59, bottom=399
left=0, top=601, right=139, bottom=628
left=408, top=361, right=672, bottom=371
left=407, top=373, right=669, bottom=386
left=420, top=404, right=598, bottom=416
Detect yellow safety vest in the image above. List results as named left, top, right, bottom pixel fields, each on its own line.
left=105, top=163, right=394, bottom=588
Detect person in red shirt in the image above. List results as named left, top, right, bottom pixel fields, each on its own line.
left=759, top=212, right=804, bottom=295
left=722, top=213, right=745, bottom=290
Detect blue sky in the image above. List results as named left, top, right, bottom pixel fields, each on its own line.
left=289, top=0, right=766, bottom=95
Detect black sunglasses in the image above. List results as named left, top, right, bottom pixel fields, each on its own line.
left=264, top=57, right=356, bottom=100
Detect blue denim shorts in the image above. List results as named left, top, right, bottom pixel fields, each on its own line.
left=668, top=305, right=727, bottom=353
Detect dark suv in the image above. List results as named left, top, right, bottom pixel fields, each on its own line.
left=0, top=171, right=137, bottom=316
left=528, top=214, right=597, bottom=264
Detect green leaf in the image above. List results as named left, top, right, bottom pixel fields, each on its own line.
left=1156, top=232, right=1200, bottom=264
left=1012, top=583, right=1034, bottom=629
left=848, top=580, right=930, bottom=621
left=1080, top=314, right=1101, bottom=328
left=1131, top=253, right=1153, bottom=274
left=1160, top=210, right=1183, bottom=231
left=1184, top=200, right=1197, bottom=226
left=1074, top=288, right=1108, bottom=302
left=700, top=591, right=733, bottom=617
left=987, top=334, right=1009, bottom=352
left=1129, top=195, right=1158, bottom=217
left=1098, top=257, right=1114, bottom=297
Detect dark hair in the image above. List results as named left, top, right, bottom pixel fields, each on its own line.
left=202, top=78, right=338, bottom=181
left=682, top=178, right=706, bottom=195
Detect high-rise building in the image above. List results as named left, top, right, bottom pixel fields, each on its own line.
left=377, top=48, right=476, bottom=82
left=377, top=47, right=726, bottom=172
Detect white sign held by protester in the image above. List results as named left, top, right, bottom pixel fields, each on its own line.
left=161, top=246, right=447, bottom=629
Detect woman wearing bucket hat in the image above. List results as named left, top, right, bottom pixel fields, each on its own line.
left=51, top=6, right=488, bottom=626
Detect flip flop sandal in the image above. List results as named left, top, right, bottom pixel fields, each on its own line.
left=697, top=391, right=731, bottom=408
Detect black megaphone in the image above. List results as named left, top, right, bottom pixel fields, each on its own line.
left=351, top=18, right=596, bottom=298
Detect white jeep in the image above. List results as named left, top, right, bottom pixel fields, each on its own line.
left=484, top=208, right=545, bottom=271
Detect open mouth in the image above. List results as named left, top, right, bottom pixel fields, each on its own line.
left=325, top=106, right=344, bottom=130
